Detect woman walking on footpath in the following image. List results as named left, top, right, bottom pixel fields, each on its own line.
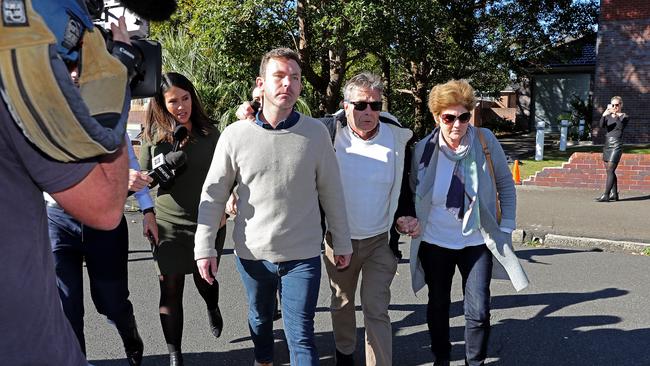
left=140, top=72, right=227, bottom=366
left=397, top=79, right=528, bottom=366
left=595, top=96, right=629, bottom=202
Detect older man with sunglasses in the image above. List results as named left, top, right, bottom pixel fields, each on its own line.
left=320, top=72, right=415, bottom=366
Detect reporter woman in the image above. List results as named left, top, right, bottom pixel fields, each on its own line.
left=398, top=79, right=528, bottom=366
left=140, top=72, right=226, bottom=366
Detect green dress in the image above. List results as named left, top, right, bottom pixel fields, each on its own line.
left=139, top=128, right=225, bottom=275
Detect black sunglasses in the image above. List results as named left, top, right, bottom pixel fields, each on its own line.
left=440, top=112, right=472, bottom=124
left=348, top=101, right=382, bottom=111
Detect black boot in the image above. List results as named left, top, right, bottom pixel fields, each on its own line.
left=594, top=193, right=610, bottom=202
left=335, top=349, right=355, bottom=366
left=207, top=307, right=223, bottom=338
left=118, top=317, right=144, bottom=366
left=609, top=191, right=619, bottom=201
left=170, top=351, right=184, bottom=366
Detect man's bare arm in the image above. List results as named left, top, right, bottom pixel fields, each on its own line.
left=52, top=142, right=129, bottom=230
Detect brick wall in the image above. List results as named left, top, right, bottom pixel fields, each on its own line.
left=602, top=0, right=650, bottom=21
left=523, top=152, right=650, bottom=192
left=490, top=107, right=516, bottom=122
left=129, top=101, right=146, bottom=160
left=129, top=110, right=146, bottom=125
left=592, top=0, right=650, bottom=144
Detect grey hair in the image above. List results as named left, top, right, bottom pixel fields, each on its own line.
left=343, top=72, right=384, bottom=100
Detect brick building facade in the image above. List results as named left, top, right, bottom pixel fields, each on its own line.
left=592, top=0, right=650, bottom=143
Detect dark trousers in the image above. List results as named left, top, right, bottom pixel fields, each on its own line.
left=48, top=206, right=135, bottom=354
left=418, top=243, right=492, bottom=366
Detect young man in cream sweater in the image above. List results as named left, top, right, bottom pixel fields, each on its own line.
left=194, top=48, right=352, bottom=366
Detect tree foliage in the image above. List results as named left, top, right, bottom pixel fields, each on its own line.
left=150, top=0, right=599, bottom=138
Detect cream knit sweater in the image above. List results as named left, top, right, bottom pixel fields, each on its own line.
left=195, top=114, right=352, bottom=262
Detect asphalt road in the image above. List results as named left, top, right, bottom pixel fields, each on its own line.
left=83, top=213, right=650, bottom=366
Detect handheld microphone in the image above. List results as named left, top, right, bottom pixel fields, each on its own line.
left=172, top=125, right=188, bottom=152
left=149, top=150, right=186, bottom=188
left=127, top=151, right=186, bottom=196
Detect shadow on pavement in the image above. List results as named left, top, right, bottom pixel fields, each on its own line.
left=387, top=287, right=634, bottom=365
left=126, top=248, right=236, bottom=263
left=90, top=280, right=641, bottom=365
left=617, top=194, right=650, bottom=202
left=516, top=248, right=593, bottom=265
left=489, top=286, right=648, bottom=365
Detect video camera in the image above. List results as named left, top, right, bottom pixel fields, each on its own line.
left=0, top=0, right=176, bottom=162
left=86, top=0, right=162, bottom=98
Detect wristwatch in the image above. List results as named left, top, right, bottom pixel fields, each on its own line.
left=142, top=207, right=155, bottom=215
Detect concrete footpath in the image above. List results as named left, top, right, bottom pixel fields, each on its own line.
left=515, top=185, right=650, bottom=249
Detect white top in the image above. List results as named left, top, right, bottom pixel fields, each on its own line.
left=335, top=123, right=395, bottom=239
left=43, top=192, right=56, bottom=204
left=421, top=140, right=484, bottom=249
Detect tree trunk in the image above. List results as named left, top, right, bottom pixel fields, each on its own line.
left=325, top=18, right=348, bottom=114
left=381, top=56, right=392, bottom=111
left=411, top=61, right=430, bottom=138
left=326, top=48, right=345, bottom=113
left=297, top=0, right=328, bottom=113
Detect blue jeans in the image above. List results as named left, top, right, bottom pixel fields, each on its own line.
left=236, top=255, right=321, bottom=365
left=47, top=206, right=134, bottom=354
left=418, top=243, right=492, bottom=366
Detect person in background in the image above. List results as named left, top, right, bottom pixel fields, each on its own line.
left=195, top=48, right=352, bottom=366
left=140, top=72, right=226, bottom=366
left=398, top=79, right=528, bottom=366
left=595, top=96, right=628, bottom=202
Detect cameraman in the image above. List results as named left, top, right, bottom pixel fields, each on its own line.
left=0, top=2, right=135, bottom=365
left=44, top=69, right=155, bottom=366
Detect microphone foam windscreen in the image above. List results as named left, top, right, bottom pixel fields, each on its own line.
left=165, top=151, right=187, bottom=169
left=119, top=0, right=178, bottom=21
left=173, top=125, right=188, bottom=141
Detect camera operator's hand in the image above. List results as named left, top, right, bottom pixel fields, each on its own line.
left=110, top=16, right=131, bottom=45
left=107, top=16, right=140, bottom=82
